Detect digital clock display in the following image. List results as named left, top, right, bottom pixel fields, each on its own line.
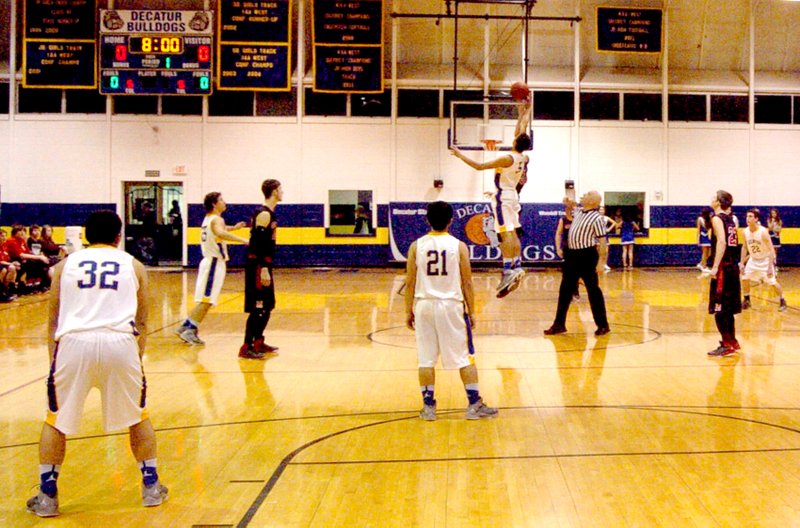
left=129, top=36, right=184, bottom=54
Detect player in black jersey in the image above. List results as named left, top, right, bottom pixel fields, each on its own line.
left=707, top=190, right=742, bottom=357
left=240, top=179, right=283, bottom=359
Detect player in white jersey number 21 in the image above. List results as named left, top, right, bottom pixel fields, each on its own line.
left=405, top=201, right=498, bottom=421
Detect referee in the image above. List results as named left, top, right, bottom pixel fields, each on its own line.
left=544, top=190, right=611, bottom=336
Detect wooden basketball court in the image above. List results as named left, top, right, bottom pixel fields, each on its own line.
left=2, top=266, right=800, bottom=526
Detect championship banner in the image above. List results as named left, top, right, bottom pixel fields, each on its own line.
left=388, top=202, right=565, bottom=262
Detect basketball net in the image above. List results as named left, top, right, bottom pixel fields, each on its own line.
left=481, top=139, right=500, bottom=151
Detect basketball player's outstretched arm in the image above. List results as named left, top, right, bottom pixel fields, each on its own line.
left=515, top=101, right=532, bottom=137
left=450, top=147, right=513, bottom=171
left=226, top=221, right=247, bottom=231
left=211, top=216, right=248, bottom=244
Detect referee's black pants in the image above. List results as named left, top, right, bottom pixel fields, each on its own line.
left=552, top=247, right=609, bottom=330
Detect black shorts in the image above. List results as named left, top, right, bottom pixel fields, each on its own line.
left=708, top=264, right=741, bottom=315
left=244, top=259, right=275, bottom=313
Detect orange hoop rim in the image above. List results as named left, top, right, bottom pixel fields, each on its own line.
left=481, top=139, right=501, bottom=151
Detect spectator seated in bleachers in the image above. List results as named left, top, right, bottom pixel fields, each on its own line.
left=5, top=224, right=52, bottom=293
left=0, top=228, right=21, bottom=301
left=40, top=225, right=65, bottom=265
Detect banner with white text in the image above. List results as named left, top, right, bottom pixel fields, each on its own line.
left=388, top=202, right=565, bottom=263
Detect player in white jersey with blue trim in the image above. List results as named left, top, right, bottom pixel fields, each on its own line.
left=26, top=211, right=167, bottom=517
left=450, top=102, right=532, bottom=298
left=405, top=201, right=498, bottom=421
left=740, top=208, right=787, bottom=312
left=176, top=192, right=248, bottom=345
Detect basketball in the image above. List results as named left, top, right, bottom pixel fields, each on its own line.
left=510, top=81, right=530, bottom=101
left=464, top=214, right=491, bottom=245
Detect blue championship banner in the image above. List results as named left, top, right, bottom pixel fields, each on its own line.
left=389, top=202, right=565, bottom=263
left=596, top=7, right=662, bottom=53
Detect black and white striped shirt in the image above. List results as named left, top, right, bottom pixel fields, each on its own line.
left=567, top=208, right=608, bottom=250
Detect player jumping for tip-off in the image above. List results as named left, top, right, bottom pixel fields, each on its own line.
left=450, top=99, right=532, bottom=298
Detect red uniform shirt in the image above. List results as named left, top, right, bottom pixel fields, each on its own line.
left=4, top=236, right=30, bottom=262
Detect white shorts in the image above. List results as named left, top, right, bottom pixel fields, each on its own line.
left=742, top=258, right=777, bottom=286
left=414, top=299, right=475, bottom=370
left=492, top=192, right=521, bottom=233
left=195, top=256, right=227, bottom=304
left=47, top=331, right=147, bottom=435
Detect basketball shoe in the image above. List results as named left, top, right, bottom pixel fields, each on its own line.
left=253, top=338, right=279, bottom=354
left=496, top=268, right=524, bottom=298
left=419, top=403, right=436, bottom=421
left=238, top=344, right=265, bottom=359
left=26, top=491, right=59, bottom=517
left=741, top=298, right=751, bottom=310
left=707, top=342, right=737, bottom=357
left=178, top=326, right=205, bottom=345
left=466, top=398, right=498, bottom=420
left=142, top=481, right=169, bottom=507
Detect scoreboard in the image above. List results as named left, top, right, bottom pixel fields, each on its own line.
left=99, top=10, right=213, bottom=95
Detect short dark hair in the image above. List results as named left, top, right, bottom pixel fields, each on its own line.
left=716, top=190, right=733, bottom=210
left=747, top=208, right=760, bottom=220
left=514, top=133, right=532, bottom=152
left=204, top=192, right=222, bottom=212
left=262, top=179, right=281, bottom=200
left=11, top=225, right=25, bottom=237
left=426, top=201, right=453, bottom=231
left=85, top=210, right=122, bottom=245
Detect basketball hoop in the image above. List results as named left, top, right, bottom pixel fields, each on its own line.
left=481, top=139, right=501, bottom=151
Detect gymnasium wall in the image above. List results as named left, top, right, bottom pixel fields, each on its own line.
left=2, top=200, right=797, bottom=268
left=1, top=117, right=799, bottom=267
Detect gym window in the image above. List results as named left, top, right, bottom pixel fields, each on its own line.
left=794, top=96, right=800, bottom=125
left=161, top=96, right=203, bottom=116
left=256, top=90, right=297, bottom=116
left=112, top=96, right=158, bottom=115
left=755, top=95, right=791, bottom=124
left=533, top=91, right=574, bottom=121
left=398, top=89, right=439, bottom=118
left=351, top=90, right=391, bottom=117
left=327, top=189, right=374, bottom=236
left=711, top=95, right=748, bottom=123
left=209, top=91, right=254, bottom=116
left=0, top=83, right=8, bottom=114
left=66, top=90, right=106, bottom=114
left=18, top=86, right=61, bottom=113
left=669, top=94, right=706, bottom=121
left=623, top=93, right=662, bottom=121
left=444, top=90, right=484, bottom=119
left=304, top=88, right=347, bottom=116
left=580, top=92, right=620, bottom=120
